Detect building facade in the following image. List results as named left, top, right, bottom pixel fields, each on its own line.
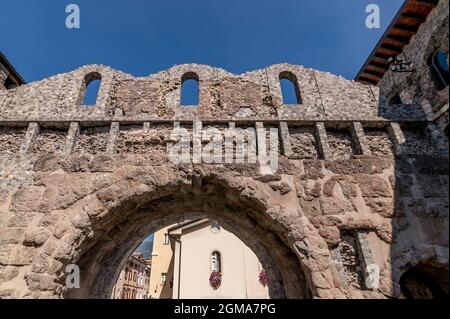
left=111, top=253, right=151, bottom=299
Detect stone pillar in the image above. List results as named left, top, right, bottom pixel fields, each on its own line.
left=106, top=122, right=120, bottom=155
left=64, top=122, right=80, bottom=155
left=224, top=122, right=235, bottom=164
left=192, top=120, right=202, bottom=164
left=315, top=122, right=331, bottom=160
left=279, top=122, right=294, bottom=157
left=143, top=122, right=151, bottom=132
left=351, top=122, right=372, bottom=155
left=356, top=232, right=378, bottom=291
left=19, top=122, right=39, bottom=154
left=387, top=122, right=406, bottom=155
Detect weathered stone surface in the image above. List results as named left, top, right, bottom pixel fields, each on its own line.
left=0, top=1, right=448, bottom=299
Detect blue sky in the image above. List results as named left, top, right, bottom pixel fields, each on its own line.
left=1, top=0, right=404, bottom=83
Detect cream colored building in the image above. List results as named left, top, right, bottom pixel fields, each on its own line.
left=149, top=219, right=269, bottom=299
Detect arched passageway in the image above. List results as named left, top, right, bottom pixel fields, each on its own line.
left=400, top=263, right=449, bottom=299
left=43, top=168, right=328, bottom=299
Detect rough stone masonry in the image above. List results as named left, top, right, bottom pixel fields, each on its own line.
left=0, top=1, right=448, bottom=299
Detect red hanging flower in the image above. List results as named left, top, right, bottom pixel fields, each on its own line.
left=209, top=271, right=222, bottom=290
left=259, top=270, right=269, bottom=287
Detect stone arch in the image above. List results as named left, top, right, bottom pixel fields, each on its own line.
left=26, top=165, right=338, bottom=299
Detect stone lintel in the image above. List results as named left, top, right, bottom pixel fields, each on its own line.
left=224, top=122, right=235, bottom=164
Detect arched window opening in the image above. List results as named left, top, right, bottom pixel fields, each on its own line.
left=279, top=71, right=302, bottom=105
left=400, top=264, right=449, bottom=299
left=82, top=72, right=102, bottom=106
left=181, top=72, right=199, bottom=106
left=430, top=50, right=449, bottom=90
left=211, top=251, right=222, bottom=273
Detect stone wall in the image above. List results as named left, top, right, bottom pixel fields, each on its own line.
left=0, top=0, right=448, bottom=296
left=0, top=113, right=448, bottom=298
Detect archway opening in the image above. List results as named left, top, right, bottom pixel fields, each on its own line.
left=112, top=219, right=276, bottom=299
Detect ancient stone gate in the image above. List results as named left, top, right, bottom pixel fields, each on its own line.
left=0, top=60, right=448, bottom=299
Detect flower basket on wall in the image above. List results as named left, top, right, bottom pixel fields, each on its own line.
left=209, top=271, right=222, bottom=290
left=259, top=270, right=269, bottom=287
